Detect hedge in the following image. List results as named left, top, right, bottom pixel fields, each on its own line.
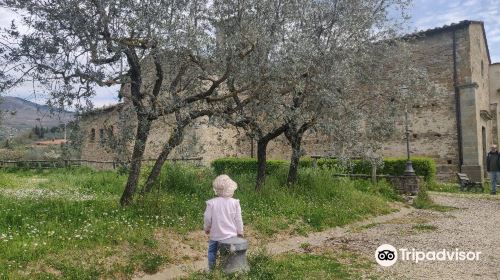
left=301, top=157, right=436, bottom=182
left=212, top=156, right=436, bottom=183
left=211, top=157, right=288, bottom=175
left=381, top=157, right=436, bottom=183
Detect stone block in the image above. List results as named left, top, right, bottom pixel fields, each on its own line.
left=388, top=175, right=422, bottom=195
left=218, top=237, right=249, bottom=274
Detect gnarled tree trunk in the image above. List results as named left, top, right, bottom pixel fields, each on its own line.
left=284, top=120, right=313, bottom=186
left=141, top=110, right=214, bottom=194
left=142, top=124, right=186, bottom=193
left=286, top=132, right=302, bottom=186
left=120, top=114, right=152, bottom=206
left=255, top=124, right=288, bottom=191
left=255, top=139, right=269, bottom=192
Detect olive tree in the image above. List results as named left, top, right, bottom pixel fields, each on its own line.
left=0, top=0, right=319, bottom=201
left=0, top=0, right=258, bottom=205
left=222, top=0, right=433, bottom=187
left=283, top=38, right=441, bottom=185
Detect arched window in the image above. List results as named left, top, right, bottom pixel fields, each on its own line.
left=90, top=128, right=96, bottom=142
left=99, top=128, right=105, bottom=143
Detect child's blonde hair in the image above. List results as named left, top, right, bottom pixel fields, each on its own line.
left=212, top=174, right=237, bottom=197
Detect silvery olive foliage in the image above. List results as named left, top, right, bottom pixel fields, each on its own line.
left=216, top=0, right=438, bottom=185
left=0, top=0, right=323, bottom=201
left=321, top=40, right=440, bottom=160
left=0, top=96, right=3, bottom=126
left=0, top=0, right=438, bottom=196
left=0, top=0, right=257, bottom=204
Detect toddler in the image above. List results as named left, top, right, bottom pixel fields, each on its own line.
left=203, top=174, right=244, bottom=270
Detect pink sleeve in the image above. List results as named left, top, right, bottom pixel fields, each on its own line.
left=234, top=200, right=244, bottom=235
left=203, top=201, right=212, bottom=231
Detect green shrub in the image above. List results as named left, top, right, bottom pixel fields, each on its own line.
left=213, top=157, right=436, bottom=182
left=412, top=185, right=432, bottom=209
left=298, top=157, right=344, bottom=171
left=300, top=157, right=436, bottom=183
left=211, top=157, right=288, bottom=175
left=381, top=157, right=436, bottom=183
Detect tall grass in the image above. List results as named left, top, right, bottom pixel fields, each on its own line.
left=0, top=164, right=398, bottom=279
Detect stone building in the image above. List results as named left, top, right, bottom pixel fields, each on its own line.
left=79, top=20, right=500, bottom=183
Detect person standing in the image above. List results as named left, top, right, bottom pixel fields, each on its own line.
left=486, top=144, right=500, bottom=195
left=203, top=175, right=244, bottom=270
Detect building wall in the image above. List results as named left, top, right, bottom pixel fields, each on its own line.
left=470, top=23, right=491, bottom=157
left=458, top=23, right=495, bottom=181
left=490, top=63, right=500, bottom=145
left=378, top=28, right=463, bottom=181
left=79, top=106, right=254, bottom=166
left=490, top=64, right=500, bottom=101
left=78, top=23, right=499, bottom=183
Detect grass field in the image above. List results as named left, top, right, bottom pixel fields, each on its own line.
left=0, top=165, right=400, bottom=279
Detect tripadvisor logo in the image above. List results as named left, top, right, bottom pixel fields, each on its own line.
left=375, top=244, right=481, bottom=266
left=375, top=244, right=397, bottom=266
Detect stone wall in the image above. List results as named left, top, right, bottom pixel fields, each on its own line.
left=459, top=23, right=495, bottom=182
left=78, top=22, right=500, bottom=183
left=489, top=63, right=500, bottom=146
left=379, top=27, right=462, bottom=182
left=79, top=105, right=253, bottom=166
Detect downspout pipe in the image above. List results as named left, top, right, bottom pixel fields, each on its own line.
left=453, top=30, right=464, bottom=171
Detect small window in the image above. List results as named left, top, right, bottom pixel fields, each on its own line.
left=90, top=128, right=96, bottom=142
left=481, top=60, right=484, bottom=77
left=447, top=160, right=452, bottom=164
left=107, top=126, right=114, bottom=138
left=99, top=128, right=105, bottom=143
left=413, top=134, right=418, bottom=139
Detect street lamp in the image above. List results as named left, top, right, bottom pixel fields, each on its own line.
left=404, top=107, right=416, bottom=176
left=60, top=122, right=67, bottom=141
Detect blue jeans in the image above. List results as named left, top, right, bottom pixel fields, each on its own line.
left=208, top=240, right=219, bottom=270
left=489, top=171, right=500, bottom=193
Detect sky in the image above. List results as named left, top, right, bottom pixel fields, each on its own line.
left=0, top=0, right=499, bottom=107
left=408, top=0, right=500, bottom=62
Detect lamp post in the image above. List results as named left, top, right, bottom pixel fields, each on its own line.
left=404, top=108, right=416, bottom=176
left=61, top=122, right=67, bottom=141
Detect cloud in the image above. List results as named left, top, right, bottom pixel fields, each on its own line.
left=0, top=8, right=120, bottom=107
left=411, top=0, right=500, bottom=62
left=0, top=7, right=17, bottom=27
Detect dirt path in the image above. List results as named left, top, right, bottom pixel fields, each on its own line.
left=135, top=203, right=413, bottom=280
left=136, top=192, right=500, bottom=280
left=320, top=192, right=500, bottom=280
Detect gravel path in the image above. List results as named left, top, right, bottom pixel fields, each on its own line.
left=137, top=192, right=499, bottom=280
left=321, top=192, right=500, bottom=280
left=135, top=203, right=412, bottom=280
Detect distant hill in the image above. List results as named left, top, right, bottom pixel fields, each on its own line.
left=0, top=96, right=74, bottom=139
